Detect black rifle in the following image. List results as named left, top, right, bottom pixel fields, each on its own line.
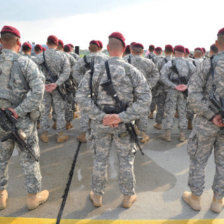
left=42, top=52, right=67, bottom=100
left=0, top=109, right=38, bottom=162
left=56, top=141, right=82, bottom=224
left=170, top=60, right=188, bottom=98
left=101, top=61, right=144, bottom=155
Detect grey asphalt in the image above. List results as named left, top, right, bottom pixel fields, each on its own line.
left=0, top=116, right=223, bottom=221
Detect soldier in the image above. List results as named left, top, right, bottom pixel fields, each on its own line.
left=182, top=28, right=224, bottom=213
left=160, top=45, right=195, bottom=142
left=57, top=39, right=64, bottom=51
left=22, top=42, right=32, bottom=57
left=193, top=48, right=204, bottom=67
left=33, top=35, right=70, bottom=143
left=0, top=25, right=49, bottom=210
left=153, top=45, right=173, bottom=130
left=124, top=42, right=159, bottom=142
left=69, top=44, right=80, bottom=60
left=146, top=44, right=156, bottom=61
left=123, top=45, right=131, bottom=57
left=72, top=40, right=108, bottom=143
left=34, top=44, right=43, bottom=55
left=76, top=32, right=151, bottom=208
left=209, top=43, right=218, bottom=57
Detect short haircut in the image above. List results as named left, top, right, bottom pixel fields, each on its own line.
left=34, top=45, right=42, bottom=52
left=22, top=45, right=31, bottom=52
left=1, top=33, right=18, bottom=43
left=210, top=44, right=218, bottom=54
left=218, top=33, right=224, bottom=44
left=108, top=38, right=123, bottom=51
left=149, top=45, right=155, bottom=51
left=47, top=39, right=56, bottom=45
left=132, top=46, right=143, bottom=54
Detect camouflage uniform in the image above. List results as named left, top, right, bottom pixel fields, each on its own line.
left=187, top=52, right=224, bottom=199
left=124, top=54, right=159, bottom=131
left=154, top=56, right=172, bottom=124
left=72, top=52, right=108, bottom=133
left=70, top=52, right=80, bottom=60
left=161, top=57, right=195, bottom=130
left=33, top=48, right=70, bottom=132
left=76, top=57, right=151, bottom=195
left=0, top=49, right=45, bottom=193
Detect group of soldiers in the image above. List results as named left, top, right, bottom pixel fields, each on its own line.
left=0, top=24, right=224, bottom=215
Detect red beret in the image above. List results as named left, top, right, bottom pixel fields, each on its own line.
left=201, top=47, right=206, bottom=53
left=109, top=32, right=126, bottom=47
left=149, top=44, right=155, bottom=49
left=98, top=40, right=103, bottom=48
left=1, top=25, right=21, bottom=38
left=217, top=27, right=224, bottom=36
left=22, top=42, right=32, bottom=50
left=133, top=42, right=144, bottom=49
left=174, top=45, right=185, bottom=53
left=185, top=48, right=190, bottom=54
left=90, top=40, right=100, bottom=48
left=64, top=44, right=71, bottom=52
left=35, top=44, right=43, bottom=50
left=165, top=44, right=173, bottom=52
left=47, top=35, right=58, bottom=45
left=155, top=47, right=162, bottom=52
left=130, top=42, right=137, bottom=46
left=194, top=47, right=203, bottom=52
left=68, top=43, right=74, bottom=48
left=58, top=40, right=64, bottom=47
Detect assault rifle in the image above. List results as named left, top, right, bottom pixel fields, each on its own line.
left=101, top=61, right=144, bottom=155
left=0, top=109, right=38, bottom=162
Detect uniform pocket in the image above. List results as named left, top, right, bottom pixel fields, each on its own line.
left=187, top=131, right=198, bottom=158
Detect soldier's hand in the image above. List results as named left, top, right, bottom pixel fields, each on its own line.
left=212, top=114, right=224, bottom=127
left=46, top=83, right=57, bottom=93
left=175, top=84, right=187, bottom=92
left=103, top=114, right=121, bottom=127
left=7, top=108, right=19, bottom=119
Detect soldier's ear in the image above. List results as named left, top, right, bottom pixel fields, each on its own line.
left=107, top=44, right=110, bottom=52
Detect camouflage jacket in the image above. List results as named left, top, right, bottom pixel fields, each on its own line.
left=188, top=52, right=224, bottom=120
left=33, top=48, right=70, bottom=86
left=124, top=54, right=159, bottom=88
left=76, top=57, right=151, bottom=124
left=70, top=52, right=80, bottom=60
left=72, top=52, right=109, bottom=85
left=160, top=57, right=195, bottom=90
left=0, top=49, right=45, bottom=117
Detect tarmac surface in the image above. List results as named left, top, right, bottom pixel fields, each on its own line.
left=0, top=115, right=223, bottom=223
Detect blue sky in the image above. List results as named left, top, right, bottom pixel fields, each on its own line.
left=0, top=0, right=147, bottom=21
left=1, top=0, right=223, bottom=50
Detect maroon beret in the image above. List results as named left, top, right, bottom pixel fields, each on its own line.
left=217, top=27, right=224, bottom=36
left=133, top=42, right=144, bottom=49
left=58, top=39, right=64, bottom=47
left=22, top=42, right=32, bottom=50
left=185, top=48, right=190, bottom=54
left=130, top=42, right=137, bottom=46
left=165, top=44, right=173, bottom=52
left=47, top=35, right=58, bottom=45
left=194, top=47, right=203, bottom=52
left=149, top=44, right=155, bottom=49
left=68, top=43, right=74, bottom=48
left=90, top=40, right=100, bottom=48
left=64, top=44, right=71, bottom=52
left=201, top=47, right=206, bottom=53
left=174, top=45, right=185, bottom=53
left=1, top=25, right=21, bottom=38
left=155, top=47, right=162, bottom=52
left=35, top=44, right=43, bottom=50
left=109, top=32, right=126, bottom=47
left=98, top=40, right=103, bottom=48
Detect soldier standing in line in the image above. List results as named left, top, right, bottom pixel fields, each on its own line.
left=33, top=35, right=70, bottom=143
left=124, top=42, right=159, bottom=143
left=76, top=32, right=151, bottom=208
left=160, top=45, right=195, bottom=142
left=72, top=40, right=108, bottom=143
left=182, top=28, right=224, bottom=213
left=69, top=44, right=80, bottom=60
left=34, top=44, right=43, bottom=55
left=193, top=48, right=204, bottom=67
left=0, top=25, right=49, bottom=210
left=153, top=45, right=173, bottom=130
left=209, top=44, right=218, bottom=57
left=146, top=44, right=156, bottom=61
left=22, top=42, right=32, bottom=57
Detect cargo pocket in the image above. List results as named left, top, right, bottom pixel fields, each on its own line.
left=187, top=131, right=198, bottom=158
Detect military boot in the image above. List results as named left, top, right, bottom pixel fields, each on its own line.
left=37, top=121, right=40, bottom=130
left=148, top=112, right=154, bottom=119
left=57, top=132, right=69, bottom=143
left=122, top=194, right=137, bottom=208
left=66, top=122, right=73, bottom=130
left=52, top=121, right=57, bottom=130
left=182, top=191, right=201, bottom=211
left=40, top=131, right=48, bottom=143
left=153, top=123, right=162, bottom=130
left=0, top=190, right=8, bottom=210
left=161, top=130, right=171, bottom=142
left=77, top=132, right=87, bottom=143
left=73, top=112, right=80, bottom=119
left=211, top=196, right=224, bottom=213
left=179, top=132, right=186, bottom=142
left=188, top=119, right=192, bottom=130
left=27, top=190, right=49, bottom=210
left=140, top=132, right=150, bottom=144
left=89, top=191, right=102, bottom=207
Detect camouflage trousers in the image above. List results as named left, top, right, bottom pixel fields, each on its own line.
left=150, top=87, right=157, bottom=112
left=0, top=117, right=42, bottom=194
left=79, top=111, right=89, bottom=133
left=136, top=114, right=148, bottom=132
left=163, top=89, right=187, bottom=130
left=154, top=91, right=166, bottom=124
left=90, top=123, right=136, bottom=195
left=65, top=93, right=75, bottom=122
left=187, top=116, right=224, bottom=199
left=40, top=91, right=66, bottom=132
